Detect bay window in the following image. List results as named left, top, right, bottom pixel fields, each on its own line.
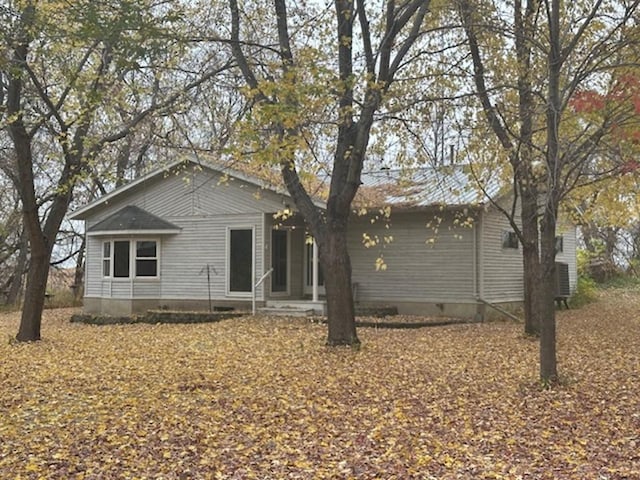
left=101, top=239, right=159, bottom=278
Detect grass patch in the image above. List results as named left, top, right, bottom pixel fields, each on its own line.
left=600, top=273, right=640, bottom=290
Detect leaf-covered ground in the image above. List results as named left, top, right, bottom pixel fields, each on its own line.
left=1, top=290, right=639, bottom=479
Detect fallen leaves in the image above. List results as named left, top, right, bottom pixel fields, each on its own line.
left=1, top=289, right=639, bottom=479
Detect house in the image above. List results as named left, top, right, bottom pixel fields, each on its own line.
left=69, top=158, right=577, bottom=319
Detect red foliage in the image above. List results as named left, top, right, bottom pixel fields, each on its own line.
left=570, top=90, right=606, bottom=113
left=571, top=74, right=640, bottom=114
left=621, top=159, right=640, bottom=174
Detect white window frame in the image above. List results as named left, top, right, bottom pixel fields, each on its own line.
left=226, top=226, right=255, bottom=297
left=102, top=241, right=112, bottom=278
left=112, top=239, right=132, bottom=280
left=100, top=237, right=161, bottom=281
left=134, top=239, right=160, bottom=280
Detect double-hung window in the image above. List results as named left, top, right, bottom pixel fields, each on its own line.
left=135, top=241, right=158, bottom=277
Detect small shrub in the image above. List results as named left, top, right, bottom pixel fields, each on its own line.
left=576, top=248, right=592, bottom=277
left=570, top=276, right=598, bottom=308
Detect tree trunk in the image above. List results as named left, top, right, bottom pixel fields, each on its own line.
left=521, top=190, right=541, bottom=335
left=539, top=0, right=561, bottom=385
left=6, top=229, right=29, bottom=305
left=522, top=244, right=540, bottom=335
left=73, top=236, right=86, bottom=302
left=16, top=245, right=50, bottom=342
left=319, top=224, right=359, bottom=346
left=538, top=212, right=558, bottom=384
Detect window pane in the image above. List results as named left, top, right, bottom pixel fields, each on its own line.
left=230, top=229, right=253, bottom=292
left=103, top=259, right=110, bottom=277
left=136, top=241, right=156, bottom=258
left=113, top=241, right=130, bottom=278
left=103, top=242, right=110, bottom=257
left=136, top=259, right=157, bottom=277
left=502, top=231, right=518, bottom=249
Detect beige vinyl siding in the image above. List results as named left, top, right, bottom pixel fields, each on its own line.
left=88, top=167, right=288, bottom=224
left=133, top=282, right=161, bottom=298
left=480, top=206, right=525, bottom=302
left=85, top=235, right=103, bottom=297
left=88, top=214, right=264, bottom=302
left=348, top=212, right=476, bottom=303
left=85, top=167, right=270, bottom=302
left=111, top=282, right=131, bottom=298
left=159, top=213, right=264, bottom=301
left=480, top=204, right=579, bottom=302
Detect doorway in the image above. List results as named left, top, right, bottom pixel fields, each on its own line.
left=271, top=229, right=289, bottom=294
left=228, top=228, right=253, bottom=294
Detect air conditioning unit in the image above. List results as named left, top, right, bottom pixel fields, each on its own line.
left=555, top=262, right=570, bottom=298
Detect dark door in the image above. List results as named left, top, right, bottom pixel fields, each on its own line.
left=271, top=229, right=288, bottom=293
left=229, top=229, right=253, bottom=293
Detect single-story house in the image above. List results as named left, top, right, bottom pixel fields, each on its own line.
left=69, top=158, right=577, bottom=319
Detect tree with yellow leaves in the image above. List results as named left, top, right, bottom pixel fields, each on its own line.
left=227, top=0, right=439, bottom=346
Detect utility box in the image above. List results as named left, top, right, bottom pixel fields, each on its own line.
left=555, top=262, right=570, bottom=298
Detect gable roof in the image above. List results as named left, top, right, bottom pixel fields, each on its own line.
left=87, top=205, right=181, bottom=236
left=69, top=157, right=322, bottom=221
left=70, top=157, right=502, bottom=221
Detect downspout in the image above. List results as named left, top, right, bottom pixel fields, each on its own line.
left=312, top=238, right=319, bottom=303
left=474, top=209, right=485, bottom=322
left=478, top=208, right=485, bottom=301
left=472, top=214, right=478, bottom=305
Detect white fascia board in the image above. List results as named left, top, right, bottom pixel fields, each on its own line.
left=87, top=229, right=181, bottom=237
